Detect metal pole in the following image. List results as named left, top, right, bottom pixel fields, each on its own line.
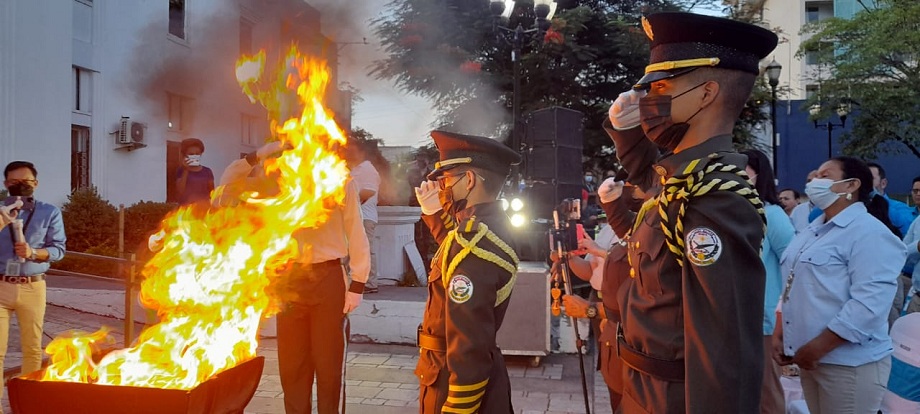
left=511, top=25, right=523, bottom=193
left=770, top=87, right=778, bottom=175
left=125, top=253, right=136, bottom=346
left=827, top=123, right=833, bottom=159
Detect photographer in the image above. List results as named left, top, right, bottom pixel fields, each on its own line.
left=0, top=161, right=66, bottom=388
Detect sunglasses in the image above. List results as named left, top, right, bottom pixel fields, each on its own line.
left=6, top=179, right=37, bottom=186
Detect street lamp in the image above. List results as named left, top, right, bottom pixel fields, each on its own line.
left=809, top=102, right=850, bottom=159
left=490, top=0, right=556, bottom=193
left=765, top=59, right=781, bottom=175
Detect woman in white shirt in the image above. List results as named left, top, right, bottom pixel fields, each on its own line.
left=772, top=156, right=907, bottom=414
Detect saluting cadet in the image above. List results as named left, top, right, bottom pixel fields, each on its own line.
left=604, top=12, right=777, bottom=413
left=412, top=130, right=521, bottom=414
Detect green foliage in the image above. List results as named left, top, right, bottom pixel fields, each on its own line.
left=798, top=0, right=920, bottom=159
left=124, top=201, right=177, bottom=255
left=370, top=0, right=775, bottom=173
left=53, top=187, right=120, bottom=276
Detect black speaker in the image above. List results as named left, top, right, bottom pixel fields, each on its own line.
left=525, top=107, right=585, bottom=148
left=526, top=182, right=583, bottom=221
left=525, top=145, right=583, bottom=185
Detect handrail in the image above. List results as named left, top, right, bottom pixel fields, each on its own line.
left=62, top=251, right=144, bottom=267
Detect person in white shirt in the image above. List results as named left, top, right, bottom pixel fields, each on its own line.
left=347, top=140, right=381, bottom=293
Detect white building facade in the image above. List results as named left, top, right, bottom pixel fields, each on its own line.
left=0, top=0, right=349, bottom=207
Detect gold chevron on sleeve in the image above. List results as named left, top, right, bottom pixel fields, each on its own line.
left=441, top=402, right=482, bottom=414
left=445, top=390, right=485, bottom=405
left=448, top=378, right=488, bottom=392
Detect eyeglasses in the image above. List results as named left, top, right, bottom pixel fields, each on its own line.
left=6, top=179, right=36, bottom=186
left=437, top=171, right=484, bottom=190
left=912, top=189, right=920, bottom=194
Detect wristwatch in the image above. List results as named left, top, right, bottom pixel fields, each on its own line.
left=586, top=305, right=598, bottom=319
left=29, top=249, right=38, bottom=261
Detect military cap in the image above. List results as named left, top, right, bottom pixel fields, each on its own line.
left=427, top=130, right=522, bottom=180
left=634, top=12, right=778, bottom=89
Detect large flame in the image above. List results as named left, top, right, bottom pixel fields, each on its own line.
left=40, top=44, right=349, bottom=389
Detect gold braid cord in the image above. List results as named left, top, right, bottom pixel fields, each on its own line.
left=656, top=161, right=767, bottom=267
left=439, top=223, right=520, bottom=306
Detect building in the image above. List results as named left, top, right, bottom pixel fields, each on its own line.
left=0, top=0, right=351, bottom=207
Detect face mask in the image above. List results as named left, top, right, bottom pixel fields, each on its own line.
left=639, top=82, right=707, bottom=153
left=804, top=178, right=853, bottom=210
left=584, top=176, right=594, bottom=183
left=8, top=182, right=35, bottom=197
left=438, top=174, right=470, bottom=217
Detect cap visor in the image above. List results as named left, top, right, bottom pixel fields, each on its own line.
left=633, top=67, right=699, bottom=90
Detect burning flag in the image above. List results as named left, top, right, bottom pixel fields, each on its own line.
left=39, top=44, right=350, bottom=389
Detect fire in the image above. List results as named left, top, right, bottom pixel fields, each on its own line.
left=40, top=44, right=350, bottom=389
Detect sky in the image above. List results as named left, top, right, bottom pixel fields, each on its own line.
left=315, top=0, right=437, bottom=148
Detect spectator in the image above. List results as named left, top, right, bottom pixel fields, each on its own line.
left=742, top=149, right=795, bottom=414
left=868, top=162, right=914, bottom=236
left=880, top=312, right=920, bottom=413
left=911, top=176, right=920, bottom=217
left=773, top=156, right=906, bottom=414
left=176, top=138, right=215, bottom=207
left=790, top=170, right=818, bottom=233
left=777, top=188, right=800, bottom=216
left=0, top=161, right=66, bottom=386
left=903, top=211, right=920, bottom=315
left=583, top=170, right=597, bottom=193
left=346, top=140, right=381, bottom=293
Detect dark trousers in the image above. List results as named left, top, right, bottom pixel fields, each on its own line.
left=277, top=262, right=348, bottom=414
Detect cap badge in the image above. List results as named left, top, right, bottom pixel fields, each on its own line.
left=642, top=16, right=654, bottom=41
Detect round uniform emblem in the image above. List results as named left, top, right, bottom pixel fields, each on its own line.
left=448, top=275, right=474, bottom=304
left=686, top=227, right=722, bottom=267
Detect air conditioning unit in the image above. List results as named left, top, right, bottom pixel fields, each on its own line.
left=116, top=117, right=146, bottom=145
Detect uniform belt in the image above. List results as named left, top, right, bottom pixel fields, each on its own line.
left=616, top=323, right=684, bottom=382
left=417, top=325, right=446, bottom=352
left=0, top=274, right=45, bottom=284
left=304, top=259, right=342, bottom=270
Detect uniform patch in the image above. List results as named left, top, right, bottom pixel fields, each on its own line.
left=448, top=275, right=473, bottom=304
left=686, top=227, right=722, bottom=267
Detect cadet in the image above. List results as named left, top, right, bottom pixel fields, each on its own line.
left=605, top=12, right=777, bottom=413
left=413, top=130, right=521, bottom=414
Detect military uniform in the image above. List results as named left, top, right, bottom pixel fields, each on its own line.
left=415, top=131, right=521, bottom=414
left=605, top=12, right=777, bottom=414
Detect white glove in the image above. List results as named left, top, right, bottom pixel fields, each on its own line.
left=343, top=291, right=362, bottom=314
left=415, top=180, right=442, bottom=215
left=608, top=89, right=647, bottom=131
left=256, top=141, right=285, bottom=161
left=147, top=230, right=166, bottom=252
left=598, top=177, right=625, bottom=204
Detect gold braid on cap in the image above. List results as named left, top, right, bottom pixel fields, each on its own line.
left=434, top=157, right=473, bottom=170
left=655, top=159, right=766, bottom=267
left=645, top=58, right=720, bottom=74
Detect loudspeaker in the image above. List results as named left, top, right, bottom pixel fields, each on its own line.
left=526, top=182, right=583, bottom=221
left=525, top=145, right=583, bottom=185
left=525, top=107, right=584, bottom=148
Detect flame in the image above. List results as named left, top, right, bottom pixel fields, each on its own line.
left=41, top=44, right=349, bottom=389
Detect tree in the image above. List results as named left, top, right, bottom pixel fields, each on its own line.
left=798, top=0, right=920, bottom=159
left=370, top=0, right=774, bottom=174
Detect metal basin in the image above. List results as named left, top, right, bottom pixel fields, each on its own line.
left=7, top=356, right=264, bottom=414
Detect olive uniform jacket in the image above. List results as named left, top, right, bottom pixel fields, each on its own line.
left=415, top=201, right=519, bottom=414
left=608, top=125, right=767, bottom=413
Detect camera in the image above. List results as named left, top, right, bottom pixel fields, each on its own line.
left=3, top=196, right=35, bottom=213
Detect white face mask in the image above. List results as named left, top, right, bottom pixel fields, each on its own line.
left=805, top=178, right=853, bottom=210
left=585, top=175, right=594, bottom=183
left=186, top=154, right=202, bottom=166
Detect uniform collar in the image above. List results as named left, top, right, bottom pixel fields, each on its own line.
left=653, top=134, right=734, bottom=179
left=455, top=200, right=503, bottom=223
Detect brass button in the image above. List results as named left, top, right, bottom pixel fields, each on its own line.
left=654, top=165, right=667, bottom=176
left=635, top=241, right=640, bottom=249
left=630, top=268, right=636, bottom=278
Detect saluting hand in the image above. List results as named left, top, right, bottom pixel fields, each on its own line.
left=598, top=177, right=624, bottom=204
left=608, top=89, right=646, bottom=130
left=415, top=180, right=442, bottom=215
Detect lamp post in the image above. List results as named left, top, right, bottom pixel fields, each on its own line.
left=809, top=102, right=850, bottom=159
left=765, top=59, right=781, bottom=175
left=490, top=0, right=556, bottom=193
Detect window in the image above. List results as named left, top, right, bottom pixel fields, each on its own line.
left=806, top=5, right=820, bottom=23
left=169, top=0, right=186, bottom=39
left=805, top=85, right=820, bottom=100
left=73, top=66, right=92, bottom=113
left=805, top=41, right=832, bottom=66
left=167, top=93, right=193, bottom=132
left=71, top=126, right=91, bottom=191
left=240, top=18, right=253, bottom=55
left=241, top=114, right=258, bottom=145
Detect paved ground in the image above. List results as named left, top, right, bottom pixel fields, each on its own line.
left=0, top=276, right=611, bottom=414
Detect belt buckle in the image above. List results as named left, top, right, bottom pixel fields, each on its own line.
left=4, top=276, right=28, bottom=284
